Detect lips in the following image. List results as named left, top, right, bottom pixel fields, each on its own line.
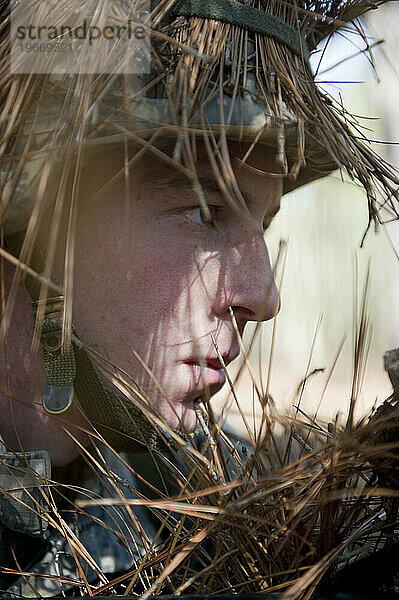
left=183, top=361, right=226, bottom=387
left=204, top=358, right=225, bottom=370
left=182, top=350, right=238, bottom=398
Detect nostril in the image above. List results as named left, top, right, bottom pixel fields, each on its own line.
left=230, top=305, right=270, bottom=329
left=230, top=306, right=256, bottom=319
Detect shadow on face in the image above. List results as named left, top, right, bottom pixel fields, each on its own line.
left=30, top=138, right=282, bottom=431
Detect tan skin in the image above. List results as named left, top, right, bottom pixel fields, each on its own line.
left=0, top=142, right=282, bottom=466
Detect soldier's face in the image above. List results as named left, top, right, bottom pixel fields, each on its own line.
left=70, top=142, right=281, bottom=431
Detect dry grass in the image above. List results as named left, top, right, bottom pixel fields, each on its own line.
left=0, top=1, right=398, bottom=597
left=1, top=2, right=399, bottom=331
left=1, top=266, right=397, bottom=599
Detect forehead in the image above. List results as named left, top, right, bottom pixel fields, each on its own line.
left=80, top=139, right=283, bottom=211
left=138, top=141, right=282, bottom=184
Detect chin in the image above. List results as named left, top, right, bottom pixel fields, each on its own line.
left=161, top=401, right=198, bottom=433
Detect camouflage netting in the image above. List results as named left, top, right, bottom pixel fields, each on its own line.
left=0, top=3, right=398, bottom=597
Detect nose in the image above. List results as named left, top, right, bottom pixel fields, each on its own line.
left=213, top=229, right=280, bottom=325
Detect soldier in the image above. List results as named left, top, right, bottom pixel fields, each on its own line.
left=0, top=0, right=398, bottom=596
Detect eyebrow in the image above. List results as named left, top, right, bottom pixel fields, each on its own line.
left=155, top=171, right=256, bottom=211
left=154, top=170, right=280, bottom=223
left=155, top=172, right=221, bottom=195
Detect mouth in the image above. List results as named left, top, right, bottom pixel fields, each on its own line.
left=183, top=360, right=226, bottom=389
left=182, top=351, right=238, bottom=401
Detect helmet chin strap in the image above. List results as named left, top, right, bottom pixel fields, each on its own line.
left=35, top=310, right=168, bottom=452
left=39, top=313, right=75, bottom=415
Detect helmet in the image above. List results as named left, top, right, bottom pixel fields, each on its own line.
left=3, top=0, right=398, bottom=232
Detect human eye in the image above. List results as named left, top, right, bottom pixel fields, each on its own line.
left=178, top=205, right=219, bottom=227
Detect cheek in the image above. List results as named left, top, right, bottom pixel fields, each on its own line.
left=73, top=197, right=223, bottom=353
left=75, top=219, right=199, bottom=331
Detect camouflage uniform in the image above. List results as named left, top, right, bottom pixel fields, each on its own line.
left=0, top=441, right=165, bottom=597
